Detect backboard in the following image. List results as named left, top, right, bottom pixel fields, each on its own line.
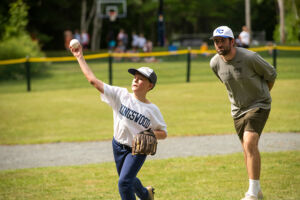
left=97, top=0, right=127, bottom=19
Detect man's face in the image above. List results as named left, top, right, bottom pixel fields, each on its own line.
left=213, top=37, right=233, bottom=56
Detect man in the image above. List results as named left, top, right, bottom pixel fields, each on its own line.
left=210, top=26, right=277, bottom=200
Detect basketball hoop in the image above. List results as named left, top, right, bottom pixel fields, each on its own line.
left=108, top=10, right=118, bottom=22
left=97, top=0, right=127, bottom=19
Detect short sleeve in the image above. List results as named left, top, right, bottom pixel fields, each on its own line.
left=150, top=104, right=168, bottom=134
left=100, top=83, right=128, bottom=108
left=251, top=53, right=277, bottom=82
left=210, top=55, right=223, bottom=83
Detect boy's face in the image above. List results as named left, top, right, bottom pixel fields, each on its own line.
left=131, top=72, right=153, bottom=93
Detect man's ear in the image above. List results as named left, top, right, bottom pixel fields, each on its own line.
left=231, top=38, right=236, bottom=46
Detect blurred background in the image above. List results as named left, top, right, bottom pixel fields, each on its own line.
left=0, top=0, right=299, bottom=51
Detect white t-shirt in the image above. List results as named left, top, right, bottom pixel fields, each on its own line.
left=132, top=35, right=139, bottom=47
left=239, top=31, right=250, bottom=45
left=101, top=83, right=167, bottom=147
left=138, top=37, right=146, bottom=48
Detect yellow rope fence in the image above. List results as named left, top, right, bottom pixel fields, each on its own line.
left=1, top=46, right=299, bottom=66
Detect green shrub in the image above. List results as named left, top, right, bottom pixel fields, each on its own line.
left=0, top=0, right=48, bottom=80
left=0, top=34, right=47, bottom=80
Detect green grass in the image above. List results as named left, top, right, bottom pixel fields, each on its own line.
left=0, top=52, right=300, bottom=144
left=0, top=52, right=299, bottom=200
left=0, top=79, right=299, bottom=144
left=0, top=151, right=299, bottom=200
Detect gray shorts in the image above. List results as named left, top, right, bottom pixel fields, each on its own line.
left=233, top=107, right=270, bottom=141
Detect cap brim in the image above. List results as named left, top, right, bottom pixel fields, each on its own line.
left=128, top=68, right=138, bottom=75
left=210, top=35, right=233, bottom=40
left=128, top=68, right=151, bottom=81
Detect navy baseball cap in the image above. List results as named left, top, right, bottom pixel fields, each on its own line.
left=128, top=66, right=157, bottom=89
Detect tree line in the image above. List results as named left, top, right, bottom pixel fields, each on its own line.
left=0, top=0, right=299, bottom=51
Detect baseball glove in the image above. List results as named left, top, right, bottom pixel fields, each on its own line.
left=132, top=129, right=157, bottom=156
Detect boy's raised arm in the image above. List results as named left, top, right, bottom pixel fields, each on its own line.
left=70, top=45, right=104, bottom=93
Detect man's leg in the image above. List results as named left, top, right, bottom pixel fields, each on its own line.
left=241, top=131, right=262, bottom=199
left=237, top=108, right=270, bottom=200
left=242, top=131, right=260, bottom=180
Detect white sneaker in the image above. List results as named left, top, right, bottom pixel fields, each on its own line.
left=241, top=191, right=263, bottom=200
left=241, top=194, right=258, bottom=200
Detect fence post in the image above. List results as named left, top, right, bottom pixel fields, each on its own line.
left=108, top=51, right=113, bottom=85
left=272, top=47, right=277, bottom=69
left=25, top=56, right=31, bottom=92
left=186, top=47, right=191, bottom=82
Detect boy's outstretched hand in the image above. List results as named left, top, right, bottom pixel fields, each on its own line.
left=69, top=43, right=83, bottom=59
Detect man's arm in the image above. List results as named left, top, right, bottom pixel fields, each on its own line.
left=70, top=45, right=104, bottom=93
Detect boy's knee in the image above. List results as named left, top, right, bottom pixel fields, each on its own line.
left=118, top=178, right=132, bottom=192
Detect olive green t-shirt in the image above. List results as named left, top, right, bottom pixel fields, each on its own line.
left=210, top=47, right=277, bottom=118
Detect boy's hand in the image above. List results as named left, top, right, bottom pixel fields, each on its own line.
left=69, top=44, right=83, bottom=58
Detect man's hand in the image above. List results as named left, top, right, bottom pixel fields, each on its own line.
left=267, top=81, right=275, bottom=91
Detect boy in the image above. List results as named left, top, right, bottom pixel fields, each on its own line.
left=70, top=44, right=167, bottom=200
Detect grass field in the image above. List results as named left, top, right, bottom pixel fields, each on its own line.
left=0, top=51, right=300, bottom=200
left=0, top=151, right=299, bottom=200
left=0, top=51, right=300, bottom=144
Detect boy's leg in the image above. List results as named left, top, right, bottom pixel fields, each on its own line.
left=112, top=138, right=150, bottom=200
left=112, top=138, right=126, bottom=175
left=118, top=153, right=147, bottom=200
left=133, top=177, right=150, bottom=199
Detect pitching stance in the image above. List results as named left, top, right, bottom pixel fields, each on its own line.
left=70, top=40, right=167, bottom=200
left=209, top=26, right=277, bottom=200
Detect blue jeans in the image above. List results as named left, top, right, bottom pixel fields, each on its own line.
left=112, top=138, right=149, bottom=200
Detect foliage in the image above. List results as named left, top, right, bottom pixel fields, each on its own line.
left=6, top=0, right=279, bottom=50
left=285, top=12, right=300, bottom=44
left=2, top=0, right=28, bottom=39
left=274, top=13, right=300, bottom=44
left=0, top=34, right=46, bottom=80
left=273, top=0, right=300, bottom=44
left=0, top=0, right=46, bottom=80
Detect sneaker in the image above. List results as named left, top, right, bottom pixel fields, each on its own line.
left=241, top=191, right=263, bottom=200
left=241, top=195, right=258, bottom=200
left=146, top=186, right=155, bottom=200
left=257, top=191, right=263, bottom=200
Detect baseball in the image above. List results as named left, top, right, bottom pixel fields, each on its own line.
left=70, top=39, right=80, bottom=48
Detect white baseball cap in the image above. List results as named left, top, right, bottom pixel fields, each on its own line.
left=211, top=26, right=234, bottom=39
left=128, top=66, right=157, bottom=89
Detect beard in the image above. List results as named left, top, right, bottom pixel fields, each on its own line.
left=217, top=45, right=231, bottom=56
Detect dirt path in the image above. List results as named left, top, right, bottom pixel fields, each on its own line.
left=0, top=133, right=299, bottom=170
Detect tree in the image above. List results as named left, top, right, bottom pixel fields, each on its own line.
left=277, top=0, right=285, bottom=43
left=245, top=0, right=251, bottom=41
left=8, top=0, right=280, bottom=50
left=0, top=0, right=45, bottom=79
left=91, top=0, right=102, bottom=51
left=80, top=0, right=100, bottom=50
left=80, top=0, right=95, bottom=32
left=274, top=0, right=300, bottom=44
left=3, top=0, right=28, bottom=39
